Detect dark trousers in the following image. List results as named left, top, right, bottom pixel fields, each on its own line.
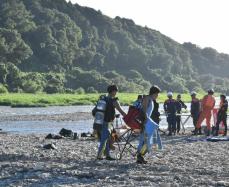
left=192, top=114, right=199, bottom=128
left=176, top=115, right=181, bottom=133
left=216, top=114, right=227, bottom=135
left=167, top=114, right=176, bottom=134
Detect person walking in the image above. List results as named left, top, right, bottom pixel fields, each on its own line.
left=97, top=85, right=126, bottom=160
left=136, top=85, right=162, bottom=164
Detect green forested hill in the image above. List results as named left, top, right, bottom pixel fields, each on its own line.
left=0, top=0, right=229, bottom=94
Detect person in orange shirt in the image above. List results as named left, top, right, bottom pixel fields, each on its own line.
left=194, top=89, right=215, bottom=136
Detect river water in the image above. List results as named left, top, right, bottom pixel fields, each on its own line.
left=0, top=104, right=191, bottom=134
left=0, top=98, right=227, bottom=135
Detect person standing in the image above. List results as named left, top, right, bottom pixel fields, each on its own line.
left=137, top=85, right=162, bottom=164
left=164, top=92, right=177, bottom=135
left=215, top=94, right=228, bottom=136
left=176, top=94, right=187, bottom=134
left=97, top=85, right=126, bottom=160
left=190, top=91, right=201, bottom=134
left=195, top=89, right=215, bottom=136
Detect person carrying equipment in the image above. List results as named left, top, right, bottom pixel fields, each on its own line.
left=195, top=89, right=215, bottom=136
left=215, top=94, right=228, bottom=136
left=136, top=85, right=162, bottom=164
left=190, top=91, right=201, bottom=134
left=176, top=94, right=187, bottom=134
left=164, top=92, right=177, bottom=136
left=96, top=85, right=126, bottom=160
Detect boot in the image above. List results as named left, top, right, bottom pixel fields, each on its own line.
left=136, top=153, right=147, bottom=164
left=198, top=127, right=202, bottom=135
left=192, top=128, right=198, bottom=135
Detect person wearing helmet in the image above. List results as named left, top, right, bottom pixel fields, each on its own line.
left=190, top=91, right=201, bottom=134
left=164, top=92, right=177, bottom=135
left=195, top=89, right=215, bottom=136
left=176, top=94, right=187, bottom=134
left=97, top=85, right=126, bottom=160
left=215, top=94, right=228, bottom=136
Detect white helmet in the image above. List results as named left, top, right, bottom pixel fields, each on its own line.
left=190, top=91, right=197, bottom=96
left=167, top=92, right=173, bottom=97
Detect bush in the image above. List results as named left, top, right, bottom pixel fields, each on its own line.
left=75, top=87, right=85, bottom=94
left=45, top=85, right=64, bottom=94
left=87, top=87, right=98, bottom=93
left=0, top=84, right=8, bottom=93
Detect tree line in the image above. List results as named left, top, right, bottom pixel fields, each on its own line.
left=0, top=0, right=229, bottom=94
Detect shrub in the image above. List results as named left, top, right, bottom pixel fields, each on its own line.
left=0, top=84, right=8, bottom=93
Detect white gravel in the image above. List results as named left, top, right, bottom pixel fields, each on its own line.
left=0, top=132, right=229, bottom=186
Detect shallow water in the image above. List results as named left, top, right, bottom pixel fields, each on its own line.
left=0, top=102, right=227, bottom=135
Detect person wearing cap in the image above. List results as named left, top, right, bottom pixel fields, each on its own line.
left=97, top=85, right=126, bottom=160
left=190, top=91, right=201, bottom=134
left=195, top=89, right=215, bottom=136
left=176, top=94, right=187, bottom=134
left=164, top=92, right=177, bottom=135
left=215, top=94, right=228, bottom=136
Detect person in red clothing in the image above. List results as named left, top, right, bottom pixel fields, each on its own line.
left=194, top=89, right=215, bottom=136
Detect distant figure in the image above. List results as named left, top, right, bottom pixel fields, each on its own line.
left=97, top=85, right=126, bottom=160
left=195, top=89, right=215, bottom=136
left=190, top=91, right=201, bottom=134
left=164, top=92, right=177, bottom=135
left=215, top=94, right=228, bottom=136
left=176, top=94, right=187, bottom=134
left=133, top=95, right=143, bottom=109
left=137, top=85, right=162, bottom=164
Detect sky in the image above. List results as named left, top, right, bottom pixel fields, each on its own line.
left=68, top=0, right=229, bottom=54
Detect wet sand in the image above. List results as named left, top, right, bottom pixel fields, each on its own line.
left=0, top=132, right=229, bottom=186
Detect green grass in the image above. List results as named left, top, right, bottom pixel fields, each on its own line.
left=0, top=93, right=205, bottom=107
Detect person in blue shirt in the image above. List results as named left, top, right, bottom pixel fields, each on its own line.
left=133, top=95, right=143, bottom=109
left=164, top=92, right=177, bottom=136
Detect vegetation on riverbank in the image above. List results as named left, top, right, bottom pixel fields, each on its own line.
left=0, top=93, right=205, bottom=107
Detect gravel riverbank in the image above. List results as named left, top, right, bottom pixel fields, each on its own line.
left=0, top=132, right=229, bottom=187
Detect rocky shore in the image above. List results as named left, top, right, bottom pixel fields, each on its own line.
left=1, top=132, right=229, bottom=187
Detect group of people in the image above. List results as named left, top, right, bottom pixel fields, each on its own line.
left=93, top=84, right=228, bottom=164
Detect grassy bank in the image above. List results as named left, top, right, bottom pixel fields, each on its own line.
left=0, top=93, right=206, bottom=107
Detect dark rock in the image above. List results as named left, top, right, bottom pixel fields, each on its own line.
left=59, top=128, right=73, bottom=137
left=43, top=143, right=57, bottom=150
left=45, top=133, right=62, bottom=139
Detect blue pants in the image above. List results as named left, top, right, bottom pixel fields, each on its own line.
left=137, top=119, right=162, bottom=155
left=97, top=122, right=110, bottom=157
left=167, top=114, right=176, bottom=134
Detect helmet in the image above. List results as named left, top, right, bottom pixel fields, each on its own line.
left=190, top=91, right=197, bottom=96
left=208, top=89, right=214, bottom=94
left=167, top=92, right=173, bottom=97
